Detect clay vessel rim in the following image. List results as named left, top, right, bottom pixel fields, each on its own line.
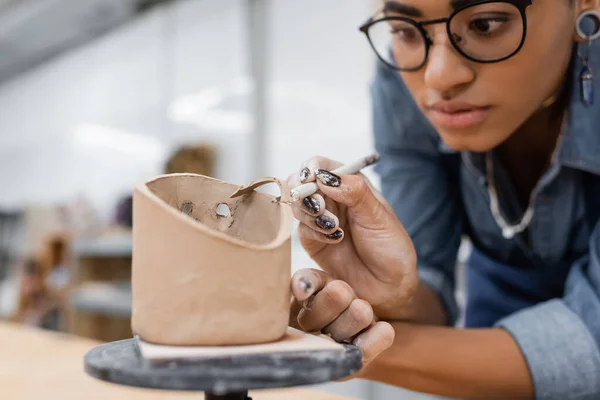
left=134, top=173, right=293, bottom=250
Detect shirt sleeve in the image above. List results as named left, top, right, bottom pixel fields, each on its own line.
left=370, top=61, right=463, bottom=325
left=496, top=221, right=600, bottom=400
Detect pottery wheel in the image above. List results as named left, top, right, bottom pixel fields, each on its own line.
left=84, top=338, right=362, bottom=400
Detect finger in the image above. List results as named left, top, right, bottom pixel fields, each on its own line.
left=295, top=209, right=339, bottom=234
left=289, top=296, right=304, bottom=329
left=290, top=268, right=332, bottom=302
left=297, top=280, right=355, bottom=332
left=287, top=163, right=311, bottom=194
left=323, top=193, right=343, bottom=225
left=291, top=194, right=325, bottom=221
left=290, top=156, right=342, bottom=189
left=298, top=223, right=344, bottom=247
left=298, top=193, right=326, bottom=216
left=322, top=299, right=374, bottom=342
left=353, top=321, right=395, bottom=366
left=315, top=172, right=385, bottom=228
left=299, top=166, right=311, bottom=184
left=362, top=173, right=396, bottom=215
left=303, top=157, right=344, bottom=183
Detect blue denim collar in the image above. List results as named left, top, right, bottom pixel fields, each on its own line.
left=559, top=44, right=600, bottom=176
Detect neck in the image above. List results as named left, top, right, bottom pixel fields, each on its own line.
left=501, top=107, right=563, bottom=159
left=493, top=84, right=570, bottom=209
left=497, top=85, right=569, bottom=164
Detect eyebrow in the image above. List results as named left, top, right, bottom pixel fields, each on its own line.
left=382, top=0, right=481, bottom=18
left=382, top=2, right=422, bottom=17
left=450, top=0, right=481, bottom=10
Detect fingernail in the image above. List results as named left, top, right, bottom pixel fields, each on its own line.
left=302, top=295, right=315, bottom=310
left=299, top=167, right=311, bottom=183
left=302, top=196, right=320, bottom=214
left=299, top=277, right=313, bottom=294
left=325, top=229, right=343, bottom=240
left=315, top=215, right=336, bottom=230
left=315, top=169, right=341, bottom=187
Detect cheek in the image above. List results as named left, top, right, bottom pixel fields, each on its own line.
left=474, top=31, right=573, bottom=127
left=399, top=72, right=426, bottom=106
left=484, top=11, right=574, bottom=111
left=480, top=64, right=543, bottom=119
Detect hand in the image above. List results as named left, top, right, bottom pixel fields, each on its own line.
left=289, top=268, right=395, bottom=367
left=287, top=156, right=418, bottom=320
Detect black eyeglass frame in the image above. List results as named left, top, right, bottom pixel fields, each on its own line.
left=359, top=0, right=533, bottom=72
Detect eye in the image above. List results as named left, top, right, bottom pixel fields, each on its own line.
left=468, top=15, right=509, bottom=35
left=390, top=25, right=420, bottom=42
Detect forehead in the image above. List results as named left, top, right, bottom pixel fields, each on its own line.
left=382, top=0, right=488, bottom=17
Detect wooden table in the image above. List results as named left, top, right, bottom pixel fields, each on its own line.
left=0, top=322, right=357, bottom=400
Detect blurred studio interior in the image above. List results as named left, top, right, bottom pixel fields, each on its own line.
left=0, top=1, right=446, bottom=399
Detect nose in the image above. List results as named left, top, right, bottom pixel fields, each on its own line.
left=423, top=33, right=475, bottom=95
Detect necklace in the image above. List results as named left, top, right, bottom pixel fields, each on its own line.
left=486, top=113, right=568, bottom=240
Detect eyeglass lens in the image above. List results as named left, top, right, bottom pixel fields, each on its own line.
left=367, top=2, right=525, bottom=71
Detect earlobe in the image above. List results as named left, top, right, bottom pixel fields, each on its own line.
left=572, top=0, right=600, bottom=40
left=573, top=7, right=600, bottom=42
left=576, top=0, right=600, bottom=12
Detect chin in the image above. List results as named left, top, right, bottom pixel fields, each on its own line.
left=437, top=130, right=506, bottom=153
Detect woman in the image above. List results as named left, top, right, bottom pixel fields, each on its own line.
left=287, top=1, right=600, bottom=399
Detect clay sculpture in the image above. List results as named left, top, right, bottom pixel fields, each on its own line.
left=131, top=174, right=293, bottom=346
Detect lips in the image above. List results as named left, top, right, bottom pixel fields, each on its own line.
left=427, top=101, right=492, bottom=129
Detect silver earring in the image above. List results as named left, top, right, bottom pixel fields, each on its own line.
left=576, top=10, right=600, bottom=107
left=576, top=10, right=600, bottom=41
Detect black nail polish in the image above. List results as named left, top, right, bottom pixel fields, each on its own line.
left=315, top=215, right=336, bottom=231
left=325, top=229, right=343, bottom=240
left=302, top=196, right=320, bottom=214
left=315, top=169, right=341, bottom=187
left=299, top=167, right=311, bottom=183
left=299, top=277, right=313, bottom=293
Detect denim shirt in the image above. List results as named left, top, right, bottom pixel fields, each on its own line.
left=371, top=49, right=600, bottom=400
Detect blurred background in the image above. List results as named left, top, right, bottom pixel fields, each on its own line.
left=0, top=0, right=442, bottom=399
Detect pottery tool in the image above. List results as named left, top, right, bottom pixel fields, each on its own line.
left=290, top=153, right=380, bottom=202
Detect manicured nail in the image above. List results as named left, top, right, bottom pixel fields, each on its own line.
left=315, top=215, right=336, bottom=231
left=299, top=277, right=313, bottom=294
left=325, top=229, right=343, bottom=240
left=302, top=196, right=320, bottom=214
left=315, top=169, right=341, bottom=187
left=299, top=167, right=311, bottom=183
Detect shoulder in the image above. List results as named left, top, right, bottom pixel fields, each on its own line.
left=370, top=61, right=443, bottom=155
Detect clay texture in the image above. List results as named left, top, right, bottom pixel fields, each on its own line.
left=131, top=174, right=293, bottom=346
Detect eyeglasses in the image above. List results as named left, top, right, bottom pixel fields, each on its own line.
left=359, top=0, right=533, bottom=72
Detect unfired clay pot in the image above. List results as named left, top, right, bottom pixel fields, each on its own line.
left=131, top=173, right=293, bottom=346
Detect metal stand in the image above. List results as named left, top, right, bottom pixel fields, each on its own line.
left=84, top=337, right=362, bottom=399
left=205, top=392, right=250, bottom=400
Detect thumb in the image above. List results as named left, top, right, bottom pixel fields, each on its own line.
left=289, top=269, right=333, bottom=329
left=290, top=268, right=332, bottom=302
left=315, top=170, right=386, bottom=226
